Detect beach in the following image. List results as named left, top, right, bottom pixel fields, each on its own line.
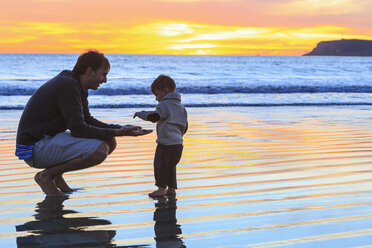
left=0, top=106, right=371, bottom=247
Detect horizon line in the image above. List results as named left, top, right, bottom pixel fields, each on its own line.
left=0, top=52, right=305, bottom=56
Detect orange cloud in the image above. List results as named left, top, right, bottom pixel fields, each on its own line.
left=0, top=20, right=371, bottom=55
left=278, top=0, right=368, bottom=15
left=0, top=0, right=371, bottom=54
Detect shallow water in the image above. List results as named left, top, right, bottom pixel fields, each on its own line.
left=0, top=106, right=372, bottom=247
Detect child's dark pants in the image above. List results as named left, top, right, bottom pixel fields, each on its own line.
left=154, top=144, right=183, bottom=189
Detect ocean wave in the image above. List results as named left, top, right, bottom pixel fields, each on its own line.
left=0, top=87, right=36, bottom=96
left=78, top=102, right=372, bottom=108
left=2, top=85, right=372, bottom=96
left=2, top=102, right=372, bottom=110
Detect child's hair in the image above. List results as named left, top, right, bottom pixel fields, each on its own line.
left=151, top=75, right=176, bottom=93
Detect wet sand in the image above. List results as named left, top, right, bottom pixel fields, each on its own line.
left=0, top=106, right=372, bottom=247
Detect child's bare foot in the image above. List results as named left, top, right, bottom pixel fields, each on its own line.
left=54, top=174, right=74, bottom=193
left=166, top=188, right=176, bottom=196
left=35, top=171, right=63, bottom=196
left=148, top=188, right=167, bottom=198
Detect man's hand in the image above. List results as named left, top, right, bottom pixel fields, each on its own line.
left=127, top=129, right=153, bottom=136
left=115, top=125, right=152, bottom=136
left=115, top=125, right=141, bottom=136
left=122, top=124, right=138, bottom=128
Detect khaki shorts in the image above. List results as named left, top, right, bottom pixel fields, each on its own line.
left=25, top=132, right=103, bottom=169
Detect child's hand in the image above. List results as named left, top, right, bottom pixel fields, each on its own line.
left=133, top=111, right=147, bottom=120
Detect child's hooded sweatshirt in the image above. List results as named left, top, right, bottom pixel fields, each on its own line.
left=135, top=92, right=187, bottom=145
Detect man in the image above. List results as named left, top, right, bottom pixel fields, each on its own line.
left=15, top=50, right=151, bottom=196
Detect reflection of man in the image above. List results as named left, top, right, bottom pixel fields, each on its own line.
left=16, top=196, right=116, bottom=247
left=153, top=196, right=185, bottom=248
left=16, top=196, right=150, bottom=248
left=15, top=50, right=151, bottom=196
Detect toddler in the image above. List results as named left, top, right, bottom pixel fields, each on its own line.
left=134, top=75, right=188, bottom=197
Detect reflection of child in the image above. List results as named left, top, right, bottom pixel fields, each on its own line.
left=134, top=75, right=188, bottom=197
left=153, top=196, right=185, bottom=247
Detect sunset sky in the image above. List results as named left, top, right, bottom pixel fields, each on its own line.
left=0, top=0, right=371, bottom=55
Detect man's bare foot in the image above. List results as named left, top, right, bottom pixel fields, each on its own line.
left=166, top=188, right=176, bottom=196
left=34, top=171, right=63, bottom=196
left=148, top=188, right=167, bottom=198
left=54, top=175, right=74, bottom=193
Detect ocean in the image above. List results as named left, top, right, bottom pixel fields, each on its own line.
left=1, top=54, right=372, bottom=109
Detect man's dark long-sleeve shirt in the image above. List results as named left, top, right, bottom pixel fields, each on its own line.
left=16, top=70, right=120, bottom=145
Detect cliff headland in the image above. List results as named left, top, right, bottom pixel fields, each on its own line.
left=304, top=39, right=372, bottom=56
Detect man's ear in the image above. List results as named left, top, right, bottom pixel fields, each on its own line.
left=85, top=67, right=94, bottom=76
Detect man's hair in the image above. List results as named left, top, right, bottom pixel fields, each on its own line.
left=72, top=49, right=110, bottom=75
left=151, top=75, right=176, bottom=93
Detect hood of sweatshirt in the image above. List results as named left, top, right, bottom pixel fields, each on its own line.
left=162, top=92, right=181, bottom=102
